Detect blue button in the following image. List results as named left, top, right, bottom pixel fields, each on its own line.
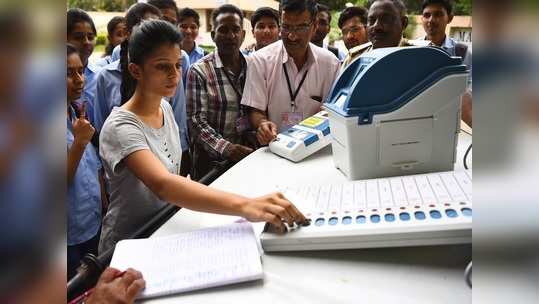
left=328, top=217, right=338, bottom=225
left=429, top=210, right=442, bottom=219
left=286, top=141, right=296, bottom=148
left=461, top=208, right=472, bottom=217
left=399, top=212, right=411, bottom=221
left=370, top=214, right=381, bottom=223
left=356, top=215, right=367, bottom=224
left=315, top=218, right=325, bottom=226
left=342, top=216, right=352, bottom=225
left=384, top=214, right=395, bottom=222
left=414, top=211, right=426, bottom=220
left=445, top=209, right=458, bottom=218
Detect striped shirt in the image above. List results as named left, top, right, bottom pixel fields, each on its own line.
left=186, top=50, right=248, bottom=178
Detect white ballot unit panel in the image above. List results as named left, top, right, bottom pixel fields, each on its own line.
left=145, top=132, right=471, bottom=304
left=142, top=47, right=472, bottom=303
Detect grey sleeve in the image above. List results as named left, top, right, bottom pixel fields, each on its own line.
left=464, top=49, right=472, bottom=88
left=100, top=115, right=149, bottom=175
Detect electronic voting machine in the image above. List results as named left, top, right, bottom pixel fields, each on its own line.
left=268, top=111, right=331, bottom=162
left=261, top=170, right=472, bottom=251
left=324, top=46, right=469, bottom=180
left=260, top=47, right=471, bottom=251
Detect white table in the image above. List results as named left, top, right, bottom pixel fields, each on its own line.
left=145, top=131, right=472, bottom=304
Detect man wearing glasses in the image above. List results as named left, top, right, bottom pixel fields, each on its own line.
left=241, top=0, right=340, bottom=145
left=341, top=0, right=426, bottom=68
left=338, top=6, right=369, bottom=52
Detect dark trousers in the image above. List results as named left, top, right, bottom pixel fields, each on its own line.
left=67, top=231, right=100, bottom=280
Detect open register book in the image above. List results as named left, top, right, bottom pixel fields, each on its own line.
left=110, top=221, right=263, bottom=299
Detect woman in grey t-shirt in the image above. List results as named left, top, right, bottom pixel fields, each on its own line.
left=99, top=20, right=306, bottom=253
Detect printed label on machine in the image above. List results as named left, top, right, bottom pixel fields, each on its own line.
left=269, top=111, right=332, bottom=162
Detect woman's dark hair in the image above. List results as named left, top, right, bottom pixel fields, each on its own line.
left=67, top=8, right=97, bottom=36
left=250, top=7, right=279, bottom=29
left=121, top=19, right=182, bottom=104
left=120, top=3, right=163, bottom=104
left=103, top=16, right=126, bottom=57
left=67, top=43, right=79, bottom=57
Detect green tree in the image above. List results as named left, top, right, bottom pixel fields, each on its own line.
left=67, top=0, right=137, bottom=12
left=67, top=0, right=97, bottom=11
left=320, top=0, right=472, bottom=16
left=454, top=0, right=472, bottom=15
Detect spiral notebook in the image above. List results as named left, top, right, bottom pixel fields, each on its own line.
left=110, top=221, right=263, bottom=299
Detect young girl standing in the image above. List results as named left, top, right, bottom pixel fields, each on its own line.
left=66, top=44, right=103, bottom=279
left=98, top=20, right=306, bottom=253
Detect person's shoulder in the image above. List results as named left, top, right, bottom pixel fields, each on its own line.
left=101, top=60, right=121, bottom=72
left=93, top=56, right=111, bottom=69
left=180, top=50, right=190, bottom=61
left=311, top=43, right=340, bottom=64
left=103, top=107, right=141, bottom=129
left=190, top=53, right=215, bottom=72
left=194, top=45, right=206, bottom=56
left=160, top=99, right=174, bottom=113
left=96, top=61, right=121, bottom=84
left=327, top=45, right=340, bottom=57
left=86, top=61, right=102, bottom=74
left=348, top=42, right=373, bottom=57
left=253, top=40, right=283, bottom=59
left=401, top=38, right=432, bottom=47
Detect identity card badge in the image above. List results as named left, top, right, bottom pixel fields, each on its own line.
left=235, top=116, right=251, bottom=133
left=281, top=111, right=303, bottom=129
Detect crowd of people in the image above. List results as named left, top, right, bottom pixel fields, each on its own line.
left=67, top=0, right=472, bottom=302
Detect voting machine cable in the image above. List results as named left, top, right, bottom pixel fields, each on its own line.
left=463, top=144, right=472, bottom=169
left=67, top=160, right=234, bottom=301
left=464, top=261, right=472, bottom=288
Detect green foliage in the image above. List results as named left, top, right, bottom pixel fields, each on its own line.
left=99, top=0, right=124, bottom=12
left=328, top=10, right=341, bottom=44
left=403, top=14, right=417, bottom=38
left=453, top=0, right=472, bottom=15
left=199, top=44, right=215, bottom=54
left=317, top=0, right=472, bottom=15
left=96, top=32, right=107, bottom=46
left=67, top=0, right=97, bottom=11
left=95, top=44, right=105, bottom=53
left=67, top=0, right=138, bottom=12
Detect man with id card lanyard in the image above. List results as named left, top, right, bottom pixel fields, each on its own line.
left=186, top=4, right=255, bottom=180
left=241, top=0, right=340, bottom=145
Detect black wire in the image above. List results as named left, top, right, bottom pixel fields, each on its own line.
left=464, top=261, right=472, bottom=288
left=463, top=144, right=472, bottom=169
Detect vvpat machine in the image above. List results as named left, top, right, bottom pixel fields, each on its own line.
left=323, top=46, right=469, bottom=180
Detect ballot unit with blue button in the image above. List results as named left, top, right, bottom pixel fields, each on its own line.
left=261, top=170, right=472, bottom=252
